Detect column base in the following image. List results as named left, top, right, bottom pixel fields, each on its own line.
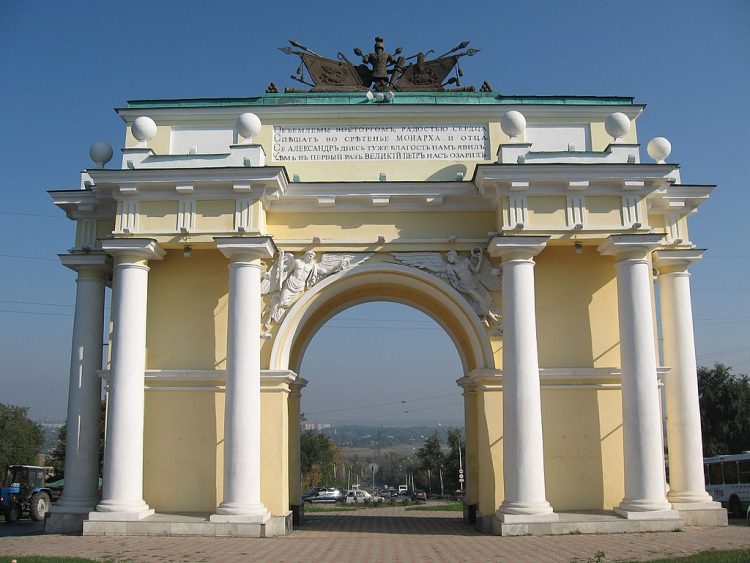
left=497, top=511, right=559, bottom=524
left=49, top=500, right=96, bottom=514
left=210, top=511, right=271, bottom=524
left=88, top=508, right=154, bottom=521
left=671, top=502, right=727, bottom=527
left=498, top=499, right=555, bottom=518
left=668, top=490, right=716, bottom=505
left=614, top=507, right=680, bottom=520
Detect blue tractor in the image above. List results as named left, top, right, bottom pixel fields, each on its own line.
left=1, top=465, right=55, bottom=523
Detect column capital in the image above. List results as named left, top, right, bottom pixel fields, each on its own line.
left=101, top=238, right=165, bottom=261
left=487, top=236, right=550, bottom=261
left=59, top=253, right=112, bottom=276
left=653, top=249, right=705, bottom=274
left=214, top=236, right=276, bottom=261
left=597, top=234, right=663, bottom=261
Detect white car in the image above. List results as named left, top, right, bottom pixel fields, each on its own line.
left=344, top=490, right=383, bottom=504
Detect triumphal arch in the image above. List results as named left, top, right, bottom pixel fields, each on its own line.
left=46, top=38, right=726, bottom=536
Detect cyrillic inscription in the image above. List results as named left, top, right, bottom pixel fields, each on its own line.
left=272, top=124, right=489, bottom=162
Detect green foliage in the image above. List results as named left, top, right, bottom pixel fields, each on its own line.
left=698, top=364, right=750, bottom=456
left=0, top=402, right=44, bottom=475
left=416, top=431, right=445, bottom=494
left=300, top=429, right=343, bottom=490
left=46, top=401, right=106, bottom=478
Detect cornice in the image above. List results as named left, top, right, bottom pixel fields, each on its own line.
left=117, top=104, right=644, bottom=125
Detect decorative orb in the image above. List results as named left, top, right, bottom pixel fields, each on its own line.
left=605, top=112, right=631, bottom=140
left=500, top=111, right=526, bottom=139
left=132, top=116, right=157, bottom=142
left=647, top=136, right=672, bottom=163
left=236, top=112, right=262, bottom=141
left=89, top=141, right=113, bottom=167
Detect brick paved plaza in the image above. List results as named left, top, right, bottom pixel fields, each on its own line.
left=1, top=507, right=749, bottom=562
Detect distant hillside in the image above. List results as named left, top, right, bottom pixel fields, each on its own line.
left=317, top=425, right=463, bottom=448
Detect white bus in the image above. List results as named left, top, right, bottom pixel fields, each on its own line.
left=704, top=453, right=750, bottom=516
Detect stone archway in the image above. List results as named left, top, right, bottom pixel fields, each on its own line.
left=269, top=262, right=496, bottom=374
left=266, top=262, right=495, bottom=525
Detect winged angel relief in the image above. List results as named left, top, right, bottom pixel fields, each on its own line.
left=261, top=251, right=372, bottom=334
left=392, top=248, right=502, bottom=326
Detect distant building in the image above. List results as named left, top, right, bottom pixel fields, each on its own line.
left=302, top=423, right=331, bottom=431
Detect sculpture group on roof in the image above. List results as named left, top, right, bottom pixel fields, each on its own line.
left=279, top=36, right=480, bottom=93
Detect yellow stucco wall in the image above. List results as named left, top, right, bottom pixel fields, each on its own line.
left=146, top=250, right=229, bottom=370
left=260, top=386, right=290, bottom=515
left=541, top=388, right=624, bottom=510
left=143, top=390, right=224, bottom=512
left=535, top=246, right=620, bottom=368
left=267, top=211, right=496, bottom=241
left=475, top=387, right=503, bottom=519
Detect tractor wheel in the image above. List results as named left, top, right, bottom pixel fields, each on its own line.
left=729, top=495, right=743, bottom=518
left=30, top=492, right=50, bottom=522
left=4, top=502, right=20, bottom=523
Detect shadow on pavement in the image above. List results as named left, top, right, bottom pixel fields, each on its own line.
left=297, top=513, right=480, bottom=536
left=0, top=520, right=45, bottom=537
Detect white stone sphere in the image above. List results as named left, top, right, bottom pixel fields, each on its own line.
left=500, top=111, right=526, bottom=139
left=236, top=112, right=262, bottom=141
left=132, top=116, right=157, bottom=142
left=605, top=112, right=631, bottom=140
left=89, top=141, right=113, bottom=166
left=647, top=136, right=672, bottom=163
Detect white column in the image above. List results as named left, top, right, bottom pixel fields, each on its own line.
left=488, top=236, right=557, bottom=522
left=654, top=250, right=720, bottom=510
left=599, top=235, right=677, bottom=519
left=47, top=255, right=111, bottom=530
left=90, top=239, right=164, bottom=521
left=211, top=236, right=275, bottom=523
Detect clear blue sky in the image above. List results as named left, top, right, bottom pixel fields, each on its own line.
left=0, top=1, right=748, bottom=425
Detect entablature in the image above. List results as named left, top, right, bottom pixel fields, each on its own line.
left=85, top=166, right=288, bottom=203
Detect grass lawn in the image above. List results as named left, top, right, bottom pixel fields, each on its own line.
left=644, top=549, right=750, bottom=562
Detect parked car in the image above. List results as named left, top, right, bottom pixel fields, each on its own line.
left=344, top=490, right=383, bottom=504
left=303, top=487, right=345, bottom=504
left=411, top=489, right=428, bottom=501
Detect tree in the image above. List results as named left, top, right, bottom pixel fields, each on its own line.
left=0, top=403, right=45, bottom=474
left=47, top=401, right=106, bottom=478
left=416, top=431, right=446, bottom=495
left=300, top=429, right=344, bottom=491
left=698, top=363, right=750, bottom=456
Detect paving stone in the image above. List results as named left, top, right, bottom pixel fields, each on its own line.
left=1, top=507, right=749, bottom=562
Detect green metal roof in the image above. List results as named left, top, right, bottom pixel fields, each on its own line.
left=126, top=91, right=636, bottom=109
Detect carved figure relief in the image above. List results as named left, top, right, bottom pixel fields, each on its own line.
left=391, top=248, right=502, bottom=325
left=261, top=251, right=373, bottom=333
